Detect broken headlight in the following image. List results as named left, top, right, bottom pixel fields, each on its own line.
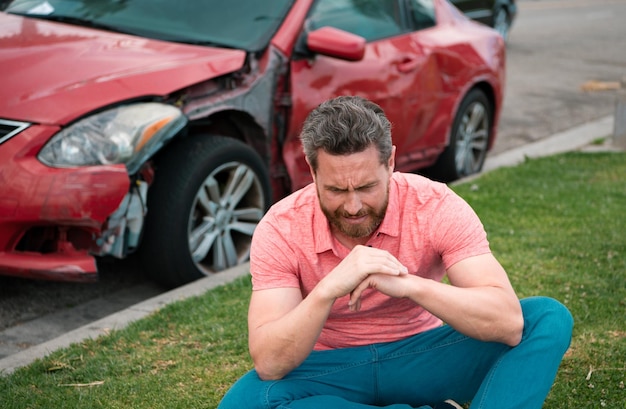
left=38, top=102, right=187, bottom=173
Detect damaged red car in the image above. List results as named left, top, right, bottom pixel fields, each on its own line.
left=0, top=0, right=505, bottom=287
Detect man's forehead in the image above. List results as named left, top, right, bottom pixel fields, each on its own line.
left=316, top=151, right=385, bottom=187
left=317, top=146, right=379, bottom=165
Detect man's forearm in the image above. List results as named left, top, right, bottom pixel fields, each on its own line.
left=408, top=276, right=524, bottom=346
left=249, top=287, right=336, bottom=380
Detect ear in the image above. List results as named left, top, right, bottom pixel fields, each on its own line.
left=388, top=146, right=396, bottom=172
left=305, top=155, right=316, bottom=181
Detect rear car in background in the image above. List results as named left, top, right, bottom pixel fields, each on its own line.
left=0, top=0, right=506, bottom=287
left=450, top=0, right=517, bottom=41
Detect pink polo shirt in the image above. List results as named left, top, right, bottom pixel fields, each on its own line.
left=250, top=172, right=491, bottom=350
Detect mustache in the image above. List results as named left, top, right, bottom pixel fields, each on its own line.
left=336, top=209, right=370, bottom=218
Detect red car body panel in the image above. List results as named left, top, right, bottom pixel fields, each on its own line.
left=271, top=0, right=312, bottom=57
left=0, top=13, right=246, bottom=124
left=0, top=0, right=505, bottom=282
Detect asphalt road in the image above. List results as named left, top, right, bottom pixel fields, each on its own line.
left=1, top=0, right=625, bottom=360
left=493, top=0, right=626, bottom=155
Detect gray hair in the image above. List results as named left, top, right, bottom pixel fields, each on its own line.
left=300, top=95, right=393, bottom=171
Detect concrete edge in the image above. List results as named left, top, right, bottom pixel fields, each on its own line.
left=0, top=114, right=616, bottom=376
left=482, top=115, right=614, bottom=173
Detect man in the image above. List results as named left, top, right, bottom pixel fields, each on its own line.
left=219, top=96, right=573, bottom=409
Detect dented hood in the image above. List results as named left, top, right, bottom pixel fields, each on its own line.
left=0, top=13, right=246, bottom=124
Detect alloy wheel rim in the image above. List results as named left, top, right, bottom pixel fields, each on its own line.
left=454, top=101, right=489, bottom=176
left=187, top=161, right=266, bottom=275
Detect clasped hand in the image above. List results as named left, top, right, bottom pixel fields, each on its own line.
left=319, top=245, right=411, bottom=311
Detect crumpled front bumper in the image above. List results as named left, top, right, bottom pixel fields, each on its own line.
left=0, top=124, right=130, bottom=282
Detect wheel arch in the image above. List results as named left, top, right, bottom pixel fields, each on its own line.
left=423, top=82, right=496, bottom=182
left=187, top=109, right=270, bottom=163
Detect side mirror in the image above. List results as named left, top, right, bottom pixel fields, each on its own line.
left=306, top=26, right=366, bottom=61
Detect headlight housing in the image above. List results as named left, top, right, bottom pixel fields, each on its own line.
left=38, top=103, right=187, bottom=173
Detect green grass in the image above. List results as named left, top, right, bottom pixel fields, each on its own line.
left=1, top=151, right=625, bottom=408
left=1, top=278, right=253, bottom=408
left=453, top=152, right=626, bottom=408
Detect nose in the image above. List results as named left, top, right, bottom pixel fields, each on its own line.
left=343, top=191, right=363, bottom=215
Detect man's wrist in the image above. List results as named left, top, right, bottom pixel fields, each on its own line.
left=312, top=280, right=340, bottom=305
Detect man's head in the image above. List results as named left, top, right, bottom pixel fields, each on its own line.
left=301, top=95, right=393, bottom=172
left=300, top=96, right=395, bottom=242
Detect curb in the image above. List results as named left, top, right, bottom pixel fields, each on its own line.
left=0, top=114, right=616, bottom=376
left=483, top=115, right=614, bottom=173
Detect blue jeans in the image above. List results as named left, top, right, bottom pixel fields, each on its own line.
left=219, top=297, right=573, bottom=409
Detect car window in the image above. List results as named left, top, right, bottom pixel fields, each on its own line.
left=3, top=0, right=294, bottom=52
left=308, top=0, right=405, bottom=42
left=407, top=0, right=436, bottom=30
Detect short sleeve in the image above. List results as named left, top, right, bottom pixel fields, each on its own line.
left=429, top=188, right=491, bottom=269
left=249, top=212, right=301, bottom=290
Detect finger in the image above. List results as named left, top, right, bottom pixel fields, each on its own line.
left=348, top=294, right=361, bottom=311
left=371, top=249, right=408, bottom=275
left=348, top=279, right=370, bottom=311
left=352, top=246, right=408, bottom=275
left=368, top=259, right=407, bottom=276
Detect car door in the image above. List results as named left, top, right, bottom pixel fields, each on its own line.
left=284, top=0, right=439, bottom=190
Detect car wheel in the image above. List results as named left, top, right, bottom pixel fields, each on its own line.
left=426, top=88, right=492, bottom=182
left=493, top=6, right=511, bottom=42
left=139, top=135, right=271, bottom=288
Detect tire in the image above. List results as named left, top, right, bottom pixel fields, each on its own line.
left=493, top=6, right=511, bottom=42
left=139, top=135, right=271, bottom=288
left=426, top=89, right=493, bottom=183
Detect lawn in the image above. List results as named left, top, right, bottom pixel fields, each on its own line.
left=1, top=151, right=624, bottom=408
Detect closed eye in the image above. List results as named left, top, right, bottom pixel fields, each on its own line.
left=356, top=184, right=376, bottom=192
left=325, top=182, right=377, bottom=193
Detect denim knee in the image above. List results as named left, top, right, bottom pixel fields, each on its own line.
left=219, top=370, right=266, bottom=409
left=520, top=296, right=574, bottom=352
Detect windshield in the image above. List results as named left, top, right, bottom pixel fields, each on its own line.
left=2, top=0, right=295, bottom=52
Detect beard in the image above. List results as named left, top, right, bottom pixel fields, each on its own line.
left=319, top=193, right=388, bottom=239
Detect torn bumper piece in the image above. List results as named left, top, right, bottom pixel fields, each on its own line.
left=0, top=251, right=97, bottom=282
